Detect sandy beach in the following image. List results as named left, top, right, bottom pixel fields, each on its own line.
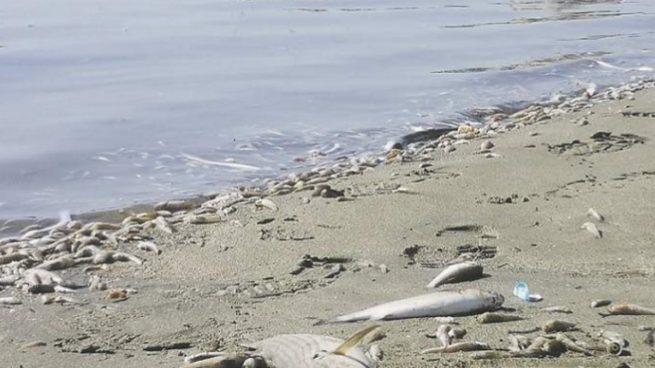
left=2, top=81, right=655, bottom=368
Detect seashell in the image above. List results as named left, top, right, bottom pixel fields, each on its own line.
left=542, top=320, right=576, bottom=333
left=581, top=222, right=602, bottom=238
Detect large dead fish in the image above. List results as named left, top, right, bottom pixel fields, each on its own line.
left=332, top=289, right=504, bottom=323
left=426, top=261, right=483, bottom=288
left=182, top=326, right=380, bottom=368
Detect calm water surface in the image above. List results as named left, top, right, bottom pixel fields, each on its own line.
left=1, top=0, right=654, bottom=218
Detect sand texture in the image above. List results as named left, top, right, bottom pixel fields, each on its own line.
left=2, top=84, right=655, bottom=367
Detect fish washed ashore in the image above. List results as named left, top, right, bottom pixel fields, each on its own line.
left=2, top=78, right=655, bottom=367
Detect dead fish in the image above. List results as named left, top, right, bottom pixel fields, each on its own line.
left=155, top=199, right=197, bottom=212
left=542, top=320, right=576, bottom=333
left=137, top=241, right=161, bottom=255
left=599, top=330, right=628, bottom=349
left=106, top=288, right=129, bottom=302
left=476, top=312, right=522, bottom=324
left=183, top=352, right=224, bottom=364
left=248, top=326, right=380, bottom=368
left=469, top=351, right=508, bottom=359
left=421, top=341, right=490, bottom=354
left=153, top=217, right=174, bottom=234
left=507, top=334, right=530, bottom=352
left=581, top=222, right=602, bottom=238
left=333, top=289, right=504, bottom=323
left=181, top=353, right=255, bottom=368
left=587, top=208, right=604, bottom=222
left=41, top=295, right=81, bottom=305
left=605, top=303, right=655, bottom=316
left=435, top=325, right=452, bottom=347
left=542, top=306, right=573, bottom=314
left=0, top=296, right=21, bottom=305
left=185, top=214, right=222, bottom=225
left=256, top=198, right=279, bottom=211
left=590, top=299, right=612, bottom=308
left=23, top=268, right=65, bottom=286
left=426, top=261, right=483, bottom=288
left=36, top=255, right=79, bottom=271
left=554, top=333, right=593, bottom=356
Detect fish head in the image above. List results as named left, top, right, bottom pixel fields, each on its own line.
left=489, top=292, right=505, bottom=309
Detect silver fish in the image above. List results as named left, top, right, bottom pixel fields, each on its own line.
left=334, top=289, right=504, bottom=323
left=253, top=333, right=377, bottom=368
left=426, top=261, right=483, bottom=288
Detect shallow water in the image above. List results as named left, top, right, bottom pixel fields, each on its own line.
left=0, top=0, right=653, bottom=219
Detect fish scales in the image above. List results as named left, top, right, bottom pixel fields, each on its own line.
left=255, top=334, right=375, bottom=368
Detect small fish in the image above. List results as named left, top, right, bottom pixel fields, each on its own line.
left=476, top=312, right=522, bottom=324
left=185, top=214, right=222, bottom=225
left=421, top=341, right=490, bottom=354
left=427, top=261, right=483, bottom=288
left=554, top=333, right=593, bottom=356
left=581, top=222, right=602, bottom=238
left=542, top=306, right=573, bottom=314
left=605, top=303, right=655, bottom=316
left=0, top=296, right=21, bottom=305
left=590, top=299, right=611, bottom=308
left=153, top=217, right=174, bottom=234
left=137, top=241, right=161, bottom=255
left=256, top=198, right=279, bottom=211
left=542, top=320, right=576, bottom=333
left=587, top=208, right=604, bottom=222
left=333, top=289, right=504, bottom=323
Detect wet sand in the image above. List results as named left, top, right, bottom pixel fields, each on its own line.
left=2, top=82, right=655, bottom=367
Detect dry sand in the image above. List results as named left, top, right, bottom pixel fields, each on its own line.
left=2, top=85, right=655, bottom=368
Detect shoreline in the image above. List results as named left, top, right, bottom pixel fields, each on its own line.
left=2, top=78, right=655, bottom=367
left=1, top=77, right=652, bottom=235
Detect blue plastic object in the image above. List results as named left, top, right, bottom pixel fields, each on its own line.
left=513, top=281, right=543, bottom=302
left=513, top=281, right=530, bottom=301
